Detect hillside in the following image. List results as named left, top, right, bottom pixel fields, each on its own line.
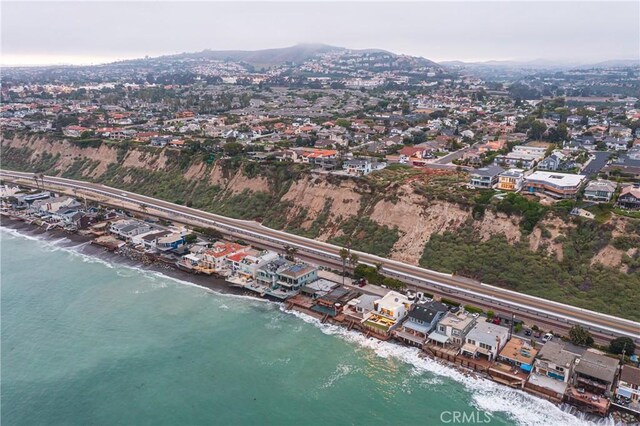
left=1, top=133, right=639, bottom=320
left=168, top=43, right=345, bottom=66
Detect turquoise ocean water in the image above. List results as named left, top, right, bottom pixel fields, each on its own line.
left=1, top=227, right=606, bottom=425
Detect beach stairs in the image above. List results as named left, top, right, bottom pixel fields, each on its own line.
left=286, top=302, right=294, bottom=310
left=347, top=321, right=355, bottom=331
left=321, top=313, right=330, bottom=324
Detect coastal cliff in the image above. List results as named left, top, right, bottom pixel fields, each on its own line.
left=2, top=132, right=639, bottom=319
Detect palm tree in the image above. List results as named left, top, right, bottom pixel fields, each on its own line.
left=339, top=247, right=349, bottom=285
left=348, top=252, right=359, bottom=270
left=39, top=173, right=45, bottom=189
left=33, top=174, right=40, bottom=190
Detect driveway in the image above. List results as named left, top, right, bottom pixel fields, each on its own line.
left=582, top=151, right=613, bottom=176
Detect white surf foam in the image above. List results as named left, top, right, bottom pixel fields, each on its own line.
left=281, top=308, right=615, bottom=426
left=2, top=226, right=615, bottom=425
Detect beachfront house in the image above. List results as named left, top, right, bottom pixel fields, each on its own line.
left=571, top=350, right=620, bottom=397
left=497, top=337, right=538, bottom=373
left=461, top=320, right=509, bottom=361
left=250, top=258, right=319, bottom=300
left=301, top=279, right=340, bottom=300
left=344, top=294, right=380, bottom=323
left=313, top=286, right=358, bottom=318
left=427, top=311, right=476, bottom=348
left=393, top=301, right=448, bottom=347
left=362, top=291, right=413, bottom=337
left=615, top=365, right=640, bottom=414
left=199, top=242, right=251, bottom=275
left=109, top=220, right=152, bottom=240
left=30, top=196, right=81, bottom=215
left=566, top=350, right=620, bottom=415
left=525, top=341, right=577, bottom=402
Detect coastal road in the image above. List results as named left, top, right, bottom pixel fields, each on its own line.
left=2, top=170, right=639, bottom=347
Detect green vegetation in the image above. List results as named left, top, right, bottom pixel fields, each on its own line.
left=464, top=305, right=484, bottom=315
left=609, top=337, right=636, bottom=356
left=440, top=298, right=460, bottom=307
left=353, top=263, right=406, bottom=290
left=329, top=217, right=400, bottom=257
left=496, top=193, right=546, bottom=233
left=420, top=227, right=639, bottom=321
left=568, top=325, right=594, bottom=347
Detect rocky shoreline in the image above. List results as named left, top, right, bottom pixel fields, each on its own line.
left=0, top=215, right=243, bottom=297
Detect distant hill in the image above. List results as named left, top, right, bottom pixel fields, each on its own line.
left=439, top=58, right=639, bottom=70
left=125, top=43, right=440, bottom=69
left=169, top=43, right=345, bottom=67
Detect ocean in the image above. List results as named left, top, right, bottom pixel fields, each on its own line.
left=0, top=226, right=610, bottom=426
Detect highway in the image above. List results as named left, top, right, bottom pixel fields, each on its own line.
left=2, top=170, right=638, bottom=345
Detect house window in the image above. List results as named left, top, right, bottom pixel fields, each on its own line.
left=439, top=325, right=445, bottom=333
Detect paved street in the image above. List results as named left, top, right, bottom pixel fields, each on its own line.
left=582, top=151, right=613, bottom=176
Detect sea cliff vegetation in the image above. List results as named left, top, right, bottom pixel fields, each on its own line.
left=2, top=132, right=639, bottom=320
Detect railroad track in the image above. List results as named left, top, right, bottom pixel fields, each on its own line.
left=2, top=170, right=638, bottom=345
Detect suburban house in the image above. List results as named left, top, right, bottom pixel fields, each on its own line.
left=301, top=149, right=338, bottom=164
left=469, top=165, right=504, bottom=189
left=617, top=184, right=640, bottom=210
left=63, top=125, right=90, bottom=137
left=398, top=146, right=429, bottom=165
left=523, top=171, right=587, bottom=199
left=615, top=365, right=640, bottom=414
left=537, top=151, right=571, bottom=172
left=497, top=169, right=525, bottom=192
left=427, top=311, right=476, bottom=347
left=342, top=158, right=386, bottom=176
left=496, top=144, right=547, bottom=169
left=583, top=179, right=617, bottom=203
left=461, top=320, right=510, bottom=361
left=393, top=300, right=449, bottom=347
left=362, top=291, right=413, bottom=337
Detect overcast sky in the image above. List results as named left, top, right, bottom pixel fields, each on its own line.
left=2, top=1, right=639, bottom=66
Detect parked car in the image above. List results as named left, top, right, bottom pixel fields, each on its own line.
left=542, top=333, right=554, bottom=342
left=524, top=329, right=532, bottom=336
left=533, top=331, right=542, bottom=338
left=492, top=317, right=501, bottom=325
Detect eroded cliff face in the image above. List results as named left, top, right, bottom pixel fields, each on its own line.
left=0, top=133, right=635, bottom=268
